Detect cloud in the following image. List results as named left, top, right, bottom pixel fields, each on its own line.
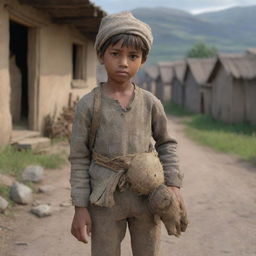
left=190, top=4, right=237, bottom=14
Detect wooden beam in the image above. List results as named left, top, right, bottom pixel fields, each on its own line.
left=19, top=0, right=90, bottom=5
left=18, top=0, right=106, bottom=18
left=19, top=0, right=90, bottom=9
left=81, top=31, right=97, bottom=39
left=54, top=17, right=102, bottom=25
left=48, top=7, right=98, bottom=18
left=29, top=4, right=90, bottom=9
left=76, top=23, right=99, bottom=29
left=78, top=26, right=99, bottom=31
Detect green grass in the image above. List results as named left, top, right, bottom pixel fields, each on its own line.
left=0, top=184, right=11, bottom=203
left=165, top=102, right=256, bottom=164
left=164, top=102, right=193, bottom=117
left=0, top=146, right=66, bottom=179
left=50, top=137, right=69, bottom=145
left=185, top=115, right=256, bottom=163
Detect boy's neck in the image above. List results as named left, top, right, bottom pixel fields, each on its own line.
left=104, top=80, right=133, bottom=93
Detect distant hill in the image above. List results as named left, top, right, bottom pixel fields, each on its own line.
left=197, top=5, right=256, bottom=27
left=131, top=6, right=256, bottom=64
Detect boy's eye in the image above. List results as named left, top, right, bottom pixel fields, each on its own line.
left=111, top=52, right=119, bottom=56
left=130, top=55, right=139, bottom=60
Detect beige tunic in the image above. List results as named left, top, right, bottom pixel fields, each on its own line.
left=69, top=85, right=183, bottom=207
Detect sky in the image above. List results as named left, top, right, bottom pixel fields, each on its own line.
left=92, top=0, right=256, bottom=14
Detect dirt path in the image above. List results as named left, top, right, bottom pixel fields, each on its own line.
left=1, top=117, right=256, bottom=256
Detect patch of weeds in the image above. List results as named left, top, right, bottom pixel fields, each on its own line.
left=0, top=146, right=66, bottom=179
left=184, top=115, right=256, bottom=163
left=51, top=137, right=69, bottom=145
left=164, top=102, right=192, bottom=117
left=0, top=184, right=14, bottom=206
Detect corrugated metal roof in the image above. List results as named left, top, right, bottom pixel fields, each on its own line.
left=208, top=53, right=256, bottom=82
left=184, top=58, right=216, bottom=85
left=157, top=62, right=174, bottom=84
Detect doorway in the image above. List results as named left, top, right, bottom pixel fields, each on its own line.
left=200, top=92, right=205, bottom=114
left=9, top=20, right=28, bottom=128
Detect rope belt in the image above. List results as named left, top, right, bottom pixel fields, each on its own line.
left=92, top=151, right=137, bottom=172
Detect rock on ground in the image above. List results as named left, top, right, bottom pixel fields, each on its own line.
left=0, top=196, right=8, bottom=213
left=10, top=182, right=33, bottom=205
left=31, top=204, right=52, bottom=217
left=22, top=165, right=44, bottom=183
left=38, top=185, right=55, bottom=194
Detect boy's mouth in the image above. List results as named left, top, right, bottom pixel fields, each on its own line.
left=116, top=71, right=129, bottom=76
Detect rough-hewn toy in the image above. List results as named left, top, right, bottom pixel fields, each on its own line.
left=127, top=152, right=164, bottom=195
left=149, top=184, right=188, bottom=237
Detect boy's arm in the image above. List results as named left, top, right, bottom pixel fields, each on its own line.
left=151, top=99, right=183, bottom=188
left=69, top=101, right=92, bottom=208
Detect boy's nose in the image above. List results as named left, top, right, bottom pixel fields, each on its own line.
left=119, top=56, right=128, bottom=68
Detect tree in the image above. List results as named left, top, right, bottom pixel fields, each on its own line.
left=186, top=41, right=218, bottom=58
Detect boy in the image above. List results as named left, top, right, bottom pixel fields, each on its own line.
left=69, top=12, right=185, bottom=256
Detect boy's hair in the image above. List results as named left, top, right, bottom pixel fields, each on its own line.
left=98, top=33, right=148, bottom=63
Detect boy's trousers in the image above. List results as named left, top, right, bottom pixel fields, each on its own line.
left=89, top=188, right=161, bottom=256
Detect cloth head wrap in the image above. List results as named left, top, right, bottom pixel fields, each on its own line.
left=95, top=11, right=153, bottom=52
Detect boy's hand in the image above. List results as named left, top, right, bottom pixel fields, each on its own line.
left=168, top=186, right=188, bottom=232
left=168, top=186, right=187, bottom=214
left=168, top=187, right=183, bottom=209
left=71, top=207, right=92, bottom=243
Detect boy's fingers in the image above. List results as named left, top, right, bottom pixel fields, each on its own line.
left=86, top=222, right=92, bottom=236
left=175, top=222, right=181, bottom=236
left=78, top=227, right=88, bottom=243
left=71, top=226, right=88, bottom=243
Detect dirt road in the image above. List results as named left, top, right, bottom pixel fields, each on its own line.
left=1, top=117, right=256, bottom=256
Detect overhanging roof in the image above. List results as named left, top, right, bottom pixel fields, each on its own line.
left=157, top=62, right=174, bottom=84
left=184, top=58, right=216, bottom=85
left=19, top=0, right=106, bottom=37
left=143, top=65, right=159, bottom=81
left=173, top=61, right=186, bottom=83
left=208, top=54, right=256, bottom=82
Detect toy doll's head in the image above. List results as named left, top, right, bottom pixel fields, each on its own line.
left=95, top=12, right=153, bottom=63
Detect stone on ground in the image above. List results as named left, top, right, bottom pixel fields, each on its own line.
left=38, top=185, right=55, bottom=193
left=13, top=137, right=51, bottom=150
left=0, top=196, right=8, bottom=213
left=10, top=182, right=33, bottom=205
left=22, top=165, right=44, bottom=183
left=31, top=204, right=52, bottom=217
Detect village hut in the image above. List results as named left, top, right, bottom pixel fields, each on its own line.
left=246, top=48, right=256, bottom=56
left=143, top=65, right=159, bottom=94
left=131, top=69, right=147, bottom=89
left=0, top=0, right=105, bottom=147
left=171, top=61, right=186, bottom=106
left=155, top=62, right=174, bottom=102
left=183, top=58, right=216, bottom=114
left=207, top=54, right=256, bottom=125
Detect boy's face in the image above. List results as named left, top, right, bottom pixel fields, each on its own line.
left=99, top=40, right=145, bottom=83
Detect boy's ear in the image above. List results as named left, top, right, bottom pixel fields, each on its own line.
left=140, top=56, right=147, bottom=67
left=97, top=52, right=104, bottom=65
